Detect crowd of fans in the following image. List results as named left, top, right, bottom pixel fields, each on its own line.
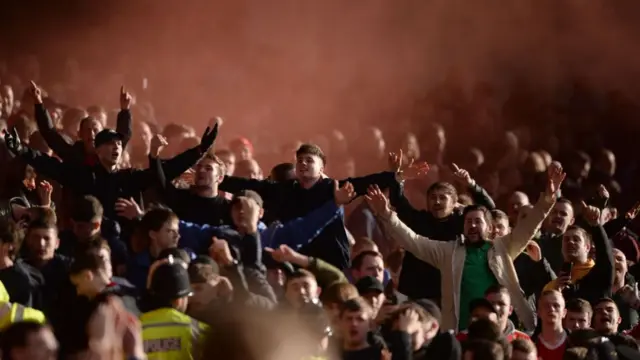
left=1, top=57, right=640, bottom=360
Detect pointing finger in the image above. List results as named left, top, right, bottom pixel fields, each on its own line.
left=451, top=163, right=460, bottom=172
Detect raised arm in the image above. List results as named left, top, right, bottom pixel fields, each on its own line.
left=116, top=86, right=133, bottom=148
left=451, top=163, right=496, bottom=209
left=584, top=206, right=615, bottom=296
left=131, top=124, right=219, bottom=191
left=262, top=181, right=355, bottom=249
left=10, top=136, right=70, bottom=186
left=30, top=82, right=76, bottom=162
left=500, top=162, right=563, bottom=259
left=385, top=150, right=432, bottom=229
left=366, top=185, right=448, bottom=268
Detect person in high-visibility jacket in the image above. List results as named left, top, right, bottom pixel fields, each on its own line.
left=0, top=280, right=46, bottom=330
left=141, top=257, right=208, bottom=360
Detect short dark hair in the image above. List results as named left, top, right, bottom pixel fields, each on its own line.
left=566, top=298, right=593, bottom=316
left=70, top=250, right=108, bottom=275
left=511, top=338, right=536, bottom=355
left=296, top=144, right=326, bottom=165
left=467, top=318, right=502, bottom=342
left=0, top=219, right=22, bottom=259
left=74, top=237, right=110, bottom=257
left=463, top=339, right=504, bottom=360
left=231, top=190, right=264, bottom=208
left=484, top=285, right=509, bottom=298
left=284, top=269, right=315, bottom=288
left=463, top=204, right=493, bottom=224
left=320, top=282, right=358, bottom=305
left=593, top=297, right=618, bottom=310
left=270, top=163, right=295, bottom=182
left=188, top=263, right=217, bottom=284
left=0, top=321, right=50, bottom=358
left=71, top=195, right=104, bottom=222
left=426, top=182, right=458, bottom=201
left=26, top=207, right=57, bottom=234
left=339, top=297, right=373, bottom=318
left=490, top=209, right=508, bottom=223
left=351, top=250, right=383, bottom=270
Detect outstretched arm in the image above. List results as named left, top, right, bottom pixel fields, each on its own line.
left=501, top=162, right=563, bottom=258
left=366, top=185, right=448, bottom=268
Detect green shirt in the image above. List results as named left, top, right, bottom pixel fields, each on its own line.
left=458, top=242, right=498, bottom=330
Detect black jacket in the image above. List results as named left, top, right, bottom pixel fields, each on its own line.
left=561, top=225, right=615, bottom=304
left=389, top=180, right=495, bottom=303
left=18, top=145, right=204, bottom=222
left=154, top=155, right=233, bottom=226
left=219, top=172, right=397, bottom=270
left=0, top=260, right=42, bottom=307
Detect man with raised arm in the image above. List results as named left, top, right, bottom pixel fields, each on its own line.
left=364, top=162, right=566, bottom=332
left=218, top=143, right=428, bottom=270
left=29, top=81, right=133, bottom=165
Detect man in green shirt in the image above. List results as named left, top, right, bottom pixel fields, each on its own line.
left=365, top=162, right=565, bottom=331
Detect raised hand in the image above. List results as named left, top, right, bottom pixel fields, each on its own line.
left=389, top=149, right=429, bottom=180
left=149, top=133, right=168, bottom=158
left=597, top=184, right=610, bottom=200
left=365, top=185, right=392, bottom=218
left=199, top=120, right=220, bottom=152
left=546, top=161, right=566, bottom=197
left=209, top=237, right=234, bottom=266
left=451, top=163, right=475, bottom=187
left=3, top=127, right=23, bottom=156
left=114, top=198, right=143, bottom=220
left=388, top=150, right=403, bottom=172
left=29, top=81, right=43, bottom=104
left=627, top=201, right=640, bottom=220
left=265, top=244, right=298, bottom=263
left=120, top=86, right=133, bottom=110
left=334, top=180, right=356, bottom=205
left=37, top=180, right=53, bottom=207
left=581, top=201, right=602, bottom=226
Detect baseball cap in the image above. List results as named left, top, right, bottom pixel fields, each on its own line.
left=94, top=129, right=123, bottom=148
left=149, top=260, right=193, bottom=300
left=355, top=276, right=384, bottom=295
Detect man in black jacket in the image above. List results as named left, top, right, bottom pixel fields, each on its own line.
left=543, top=204, right=615, bottom=305
left=218, top=144, right=426, bottom=270
left=3, top=122, right=218, bottom=224
left=29, top=81, right=133, bottom=166
left=387, top=150, right=495, bottom=304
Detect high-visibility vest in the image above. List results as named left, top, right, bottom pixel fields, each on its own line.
left=0, top=281, right=10, bottom=302
left=140, top=308, right=208, bottom=360
left=0, top=302, right=46, bottom=330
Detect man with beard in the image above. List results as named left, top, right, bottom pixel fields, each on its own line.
left=543, top=203, right=614, bottom=305
left=155, top=153, right=233, bottom=226
left=365, top=162, right=565, bottom=332
left=386, top=150, right=496, bottom=305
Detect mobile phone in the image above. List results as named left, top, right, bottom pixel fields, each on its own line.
left=560, top=262, right=573, bottom=279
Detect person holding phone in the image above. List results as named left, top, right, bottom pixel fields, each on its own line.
left=543, top=202, right=615, bottom=305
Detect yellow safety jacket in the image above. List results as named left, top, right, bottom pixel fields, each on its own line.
left=140, top=307, right=208, bottom=360
left=0, top=302, right=47, bottom=330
